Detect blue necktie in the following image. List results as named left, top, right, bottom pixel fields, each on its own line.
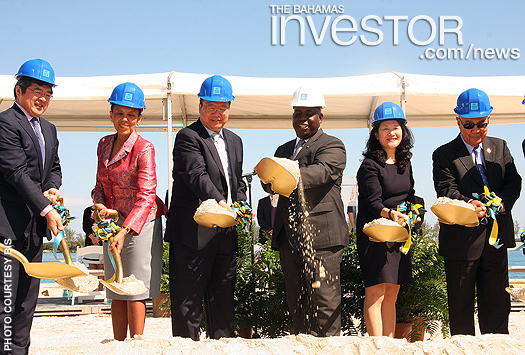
left=31, top=117, right=45, bottom=167
left=474, top=146, right=490, bottom=188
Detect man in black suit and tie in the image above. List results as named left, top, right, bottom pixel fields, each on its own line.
left=266, top=87, right=348, bottom=336
left=0, top=59, right=64, bottom=354
left=432, top=88, right=521, bottom=336
left=165, top=75, right=247, bottom=340
left=256, top=193, right=277, bottom=243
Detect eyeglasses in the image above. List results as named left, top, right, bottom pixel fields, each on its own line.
left=202, top=106, right=229, bottom=114
left=28, top=87, right=53, bottom=100
left=459, top=117, right=488, bottom=130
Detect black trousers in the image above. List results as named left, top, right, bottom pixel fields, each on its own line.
left=169, top=229, right=236, bottom=340
left=444, top=243, right=510, bottom=336
left=279, top=237, right=344, bottom=337
left=0, top=236, right=43, bottom=355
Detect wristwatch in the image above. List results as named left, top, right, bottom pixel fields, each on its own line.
left=122, top=226, right=132, bottom=234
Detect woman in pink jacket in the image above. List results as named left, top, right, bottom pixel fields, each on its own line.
left=93, top=82, right=166, bottom=341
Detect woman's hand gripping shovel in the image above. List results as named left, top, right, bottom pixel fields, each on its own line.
left=93, top=209, right=147, bottom=296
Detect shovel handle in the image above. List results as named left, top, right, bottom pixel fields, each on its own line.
left=0, top=242, right=29, bottom=264
left=108, top=236, right=123, bottom=283
left=59, top=238, right=73, bottom=265
left=93, top=208, right=120, bottom=223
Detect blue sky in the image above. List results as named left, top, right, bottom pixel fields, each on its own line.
left=1, top=0, right=525, bottom=234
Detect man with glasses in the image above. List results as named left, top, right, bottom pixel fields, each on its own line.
left=165, top=75, right=248, bottom=340
left=432, top=88, right=521, bottom=336
left=0, top=59, right=63, bottom=354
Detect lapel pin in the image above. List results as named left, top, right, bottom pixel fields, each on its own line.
left=486, top=148, right=491, bottom=154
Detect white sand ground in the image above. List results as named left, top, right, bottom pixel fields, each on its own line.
left=29, top=311, right=525, bottom=355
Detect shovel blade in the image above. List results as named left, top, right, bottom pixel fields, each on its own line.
left=23, top=262, right=87, bottom=279
left=100, top=279, right=148, bottom=296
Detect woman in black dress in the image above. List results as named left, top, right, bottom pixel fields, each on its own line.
left=356, top=102, right=416, bottom=337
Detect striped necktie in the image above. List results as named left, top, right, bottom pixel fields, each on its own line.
left=292, top=139, right=305, bottom=160
left=474, top=145, right=490, bottom=188
left=31, top=117, right=45, bottom=167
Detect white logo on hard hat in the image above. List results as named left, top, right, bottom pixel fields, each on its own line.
left=213, top=87, right=221, bottom=95
left=125, top=93, right=133, bottom=101
left=42, top=69, right=50, bottom=78
left=384, top=108, right=392, bottom=115
left=470, top=102, right=479, bottom=110
left=300, top=93, right=307, bottom=100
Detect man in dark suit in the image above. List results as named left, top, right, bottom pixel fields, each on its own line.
left=256, top=193, right=277, bottom=244
left=266, top=87, right=348, bottom=336
left=0, top=59, right=63, bottom=355
left=432, top=88, right=521, bottom=336
left=165, top=75, right=247, bottom=340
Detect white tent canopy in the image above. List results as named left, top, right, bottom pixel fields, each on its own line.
left=1, top=71, right=524, bottom=132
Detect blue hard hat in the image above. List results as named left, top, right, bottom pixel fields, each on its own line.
left=198, top=75, right=235, bottom=102
left=454, top=88, right=493, bottom=119
left=15, top=59, right=56, bottom=86
left=372, top=102, right=407, bottom=126
left=108, top=82, right=146, bottom=109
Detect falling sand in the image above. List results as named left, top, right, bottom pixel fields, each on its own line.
left=286, top=177, right=333, bottom=334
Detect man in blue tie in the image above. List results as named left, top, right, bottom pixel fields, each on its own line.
left=432, top=88, right=522, bottom=336
left=0, top=59, right=63, bottom=354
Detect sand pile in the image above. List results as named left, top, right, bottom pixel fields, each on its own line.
left=101, top=274, right=148, bottom=296
left=432, top=197, right=475, bottom=210
left=54, top=262, right=99, bottom=293
left=507, top=287, right=525, bottom=302
left=29, top=312, right=525, bottom=355
left=363, top=217, right=403, bottom=229
left=194, top=199, right=236, bottom=219
left=431, top=196, right=479, bottom=227
left=193, top=199, right=236, bottom=228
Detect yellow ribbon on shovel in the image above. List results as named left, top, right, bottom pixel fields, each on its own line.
left=473, top=186, right=503, bottom=249
left=92, top=210, right=122, bottom=283
left=397, top=202, right=424, bottom=255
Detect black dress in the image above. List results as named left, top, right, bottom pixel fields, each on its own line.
left=356, top=158, right=414, bottom=287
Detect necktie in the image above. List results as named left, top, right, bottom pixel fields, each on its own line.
left=31, top=117, right=45, bottom=167
left=211, top=132, right=232, bottom=205
left=474, top=146, right=490, bottom=188
left=292, top=139, right=305, bottom=159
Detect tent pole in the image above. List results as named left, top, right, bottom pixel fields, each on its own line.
left=166, top=71, right=175, bottom=205
left=368, top=96, right=379, bottom=132
left=393, top=72, right=407, bottom=113
left=400, top=75, right=407, bottom=113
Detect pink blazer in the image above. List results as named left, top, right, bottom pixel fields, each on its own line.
left=93, top=130, right=164, bottom=234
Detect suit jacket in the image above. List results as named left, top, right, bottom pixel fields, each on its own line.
left=257, top=195, right=273, bottom=240
left=432, top=134, right=521, bottom=260
left=93, top=130, right=164, bottom=235
left=165, top=119, right=247, bottom=250
left=0, top=104, right=62, bottom=241
left=269, top=129, right=349, bottom=250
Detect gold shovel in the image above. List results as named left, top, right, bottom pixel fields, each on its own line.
left=0, top=242, right=87, bottom=279
left=93, top=209, right=148, bottom=296
left=53, top=233, right=99, bottom=293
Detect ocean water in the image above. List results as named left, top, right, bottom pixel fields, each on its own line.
left=40, top=252, right=77, bottom=284
left=508, top=248, right=525, bottom=279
